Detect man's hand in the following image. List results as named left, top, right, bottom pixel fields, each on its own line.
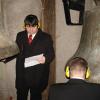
left=0, top=58, right=7, bottom=63
left=37, top=54, right=46, bottom=64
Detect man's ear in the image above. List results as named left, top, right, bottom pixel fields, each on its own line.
left=38, top=22, right=40, bottom=28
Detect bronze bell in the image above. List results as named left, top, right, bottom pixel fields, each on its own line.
left=73, top=1, right=100, bottom=83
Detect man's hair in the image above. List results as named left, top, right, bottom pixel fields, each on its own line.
left=24, top=14, right=38, bottom=27
left=66, top=57, right=88, bottom=71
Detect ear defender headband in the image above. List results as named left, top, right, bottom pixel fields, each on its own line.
left=65, top=66, right=91, bottom=79
left=23, top=22, right=40, bottom=29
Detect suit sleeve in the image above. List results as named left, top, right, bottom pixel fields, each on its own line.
left=44, top=35, right=55, bottom=64
left=16, top=33, right=23, bottom=52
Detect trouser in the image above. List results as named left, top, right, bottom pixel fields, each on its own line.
left=16, top=87, right=42, bottom=100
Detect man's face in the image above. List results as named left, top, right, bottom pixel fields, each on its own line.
left=25, top=25, right=38, bottom=34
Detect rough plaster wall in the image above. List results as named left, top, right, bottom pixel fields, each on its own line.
left=4, top=0, right=42, bottom=40
left=85, top=0, right=96, bottom=11
left=0, top=0, right=42, bottom=99
left=55, top=0, right=95, bottom=83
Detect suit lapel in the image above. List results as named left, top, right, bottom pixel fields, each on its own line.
left=24, top=29, right=42, bottom=46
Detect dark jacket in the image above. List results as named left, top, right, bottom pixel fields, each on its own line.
left=6, top=29, right=55, bottom=91
left=49, top=79, right=100, bottom=100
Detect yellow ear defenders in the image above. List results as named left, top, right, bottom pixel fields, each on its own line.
left=65, top=66, right=70, bottom=78
left=85, top=67, right=91, bottom=79
left=65, top=66, right=91, bottom=79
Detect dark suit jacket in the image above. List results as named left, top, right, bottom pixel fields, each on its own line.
left=5, top=29, right=55, bottom=90
left=49, top=79, right=100, bottom=100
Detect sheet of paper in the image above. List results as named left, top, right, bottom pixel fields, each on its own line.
left=24, top=54, right=43, bottom=68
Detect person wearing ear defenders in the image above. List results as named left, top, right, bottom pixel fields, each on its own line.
left=48, top=57, right=100, bottom=100
left=2, top=14, right=55, bottom=100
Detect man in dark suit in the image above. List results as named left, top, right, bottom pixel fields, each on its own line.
left=2, top=14, right=55, bottom=100
left=48, top=57, right=100, bottom=100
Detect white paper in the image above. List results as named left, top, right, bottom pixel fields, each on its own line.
left=24, top=54, right=43, bottom=68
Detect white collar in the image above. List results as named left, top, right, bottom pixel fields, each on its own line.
left=28, top=33, right=36, bottom=39
left=71, top=77, right=85, bottom=80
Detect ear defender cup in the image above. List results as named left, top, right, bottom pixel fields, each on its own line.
left=65, top=66, right=70, bottom=78
left=85, top=67, right=91, bottom=79
left=65, top=66, right=91, bottom=79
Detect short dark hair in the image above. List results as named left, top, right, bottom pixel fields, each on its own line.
left=24, top=14, right=38, bottom=26
left=66, top=57, right=88, bottom=71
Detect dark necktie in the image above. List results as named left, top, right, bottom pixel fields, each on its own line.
left=28, top=34, right=32, bottom=44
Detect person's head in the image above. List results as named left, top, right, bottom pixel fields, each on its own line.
left=24, top=14, right=39, bottom=34
left=65, top=57, right=90, bottom=79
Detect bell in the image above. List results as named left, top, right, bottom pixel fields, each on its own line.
left=74, top=5, right=100, bottom=83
